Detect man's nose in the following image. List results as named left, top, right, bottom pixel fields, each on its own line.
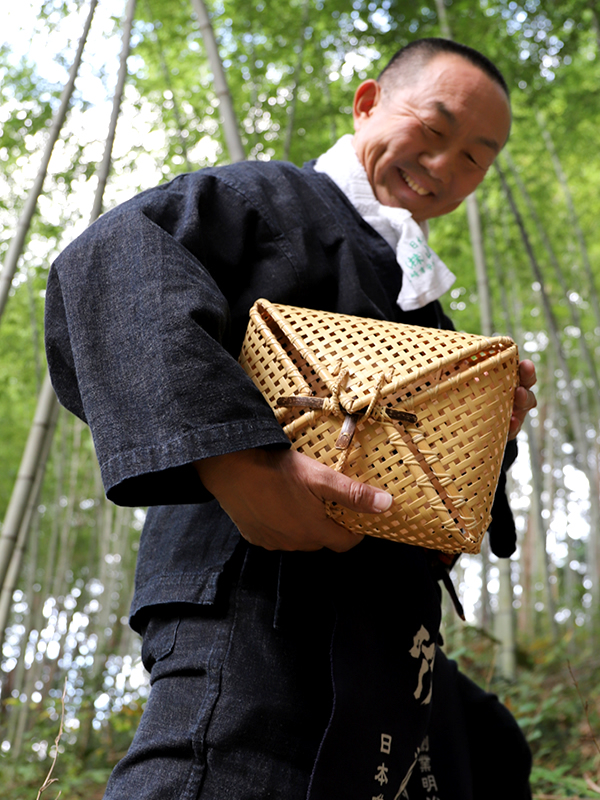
left=418, top=151, right=453, bottom=184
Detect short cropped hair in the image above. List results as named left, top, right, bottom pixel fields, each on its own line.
left=378, top=38, right=509, bottom=99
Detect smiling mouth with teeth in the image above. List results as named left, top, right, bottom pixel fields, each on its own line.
left=400, top=170, right=431, bottom=196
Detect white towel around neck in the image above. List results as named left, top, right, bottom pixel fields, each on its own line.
left=314, top=134, right=455, bottom=311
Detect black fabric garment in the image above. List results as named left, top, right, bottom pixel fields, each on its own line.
left=402, top=654, right=532, bottom=800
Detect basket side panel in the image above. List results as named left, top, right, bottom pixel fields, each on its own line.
left=421, top=348, right=519, bottom=536
left=326, top=419, right=469, bottom=551
left=238, top=310, right=301, bottom=412
left=326, top=347, right=519, bottom=554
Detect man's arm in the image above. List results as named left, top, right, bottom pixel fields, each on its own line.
left=45, top=175, right=294, bottom=508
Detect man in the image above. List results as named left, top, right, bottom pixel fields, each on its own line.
left=46, top=38, right=536, bottom=800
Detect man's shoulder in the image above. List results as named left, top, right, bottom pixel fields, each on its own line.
left=67, top=158, right=343, bottom=256
left=184, top=158, right=322, bottom=195
left=166, top=158, right=341, bottom=223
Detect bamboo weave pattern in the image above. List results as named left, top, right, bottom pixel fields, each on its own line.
left=239, top=299, right=519, bottom=554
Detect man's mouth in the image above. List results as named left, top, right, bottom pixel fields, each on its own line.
left=400, top=169, right=431, bottom=197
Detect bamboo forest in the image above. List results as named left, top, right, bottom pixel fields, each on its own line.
left=1, top=0, right=600, bottom=796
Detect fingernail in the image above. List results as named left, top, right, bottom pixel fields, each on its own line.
left=373, top=492, right=393, bottom=513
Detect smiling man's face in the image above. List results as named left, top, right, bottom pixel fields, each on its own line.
left=352, top=53, right=511, bottom=221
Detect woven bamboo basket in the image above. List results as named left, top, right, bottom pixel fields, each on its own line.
left=239, top=299, right=519, bottom=554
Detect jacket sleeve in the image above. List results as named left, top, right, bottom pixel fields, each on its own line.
left=44, top=173, right=291, bottom=507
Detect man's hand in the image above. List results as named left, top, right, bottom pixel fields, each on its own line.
left=508, top=359, right=537, bottom=440
left=194, top=448, right=393, bottom=553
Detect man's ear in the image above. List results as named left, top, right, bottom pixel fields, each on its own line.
left=352, top=80, right=382, bottom=131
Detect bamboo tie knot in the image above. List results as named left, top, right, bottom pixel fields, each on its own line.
left=276, top=366, right=418, bottom=471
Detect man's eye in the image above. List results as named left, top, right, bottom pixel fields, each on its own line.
left=466, top=153, right=483, bottom=168
left=425, top=124, right=442, bottom=136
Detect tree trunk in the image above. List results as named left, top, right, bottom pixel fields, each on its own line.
left=283, top=0, right=310, bottom=161
left=0, top=374, right=59, bottom=590
left=0, top=0, right=99, bottom=324
left=535, top=112, right=600, bottom=333
left=495, top=159, right=600, bottom=608
left=189, top=0, right=245, bottom=162
left=89, top=0, right=138, bottom=221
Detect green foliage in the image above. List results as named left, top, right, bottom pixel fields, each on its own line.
left=530, top=765, right=594, bottom=797
left=446, top=625, right=600, bottom=794
left=0, top=47, right=57, bottom=150
left=1, top=699, right=143, bottom=800
left=128, top=0, right=593, bottom=175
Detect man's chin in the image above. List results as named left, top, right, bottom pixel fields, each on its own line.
left=383, top=195, right=434, bottom=220
left=376, top=189, right=421, bottom=214
left=416, top=199, right=464, bottom=221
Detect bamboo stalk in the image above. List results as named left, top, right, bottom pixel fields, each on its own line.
left=0, top=373, right=58, bottom=590
left=494, top=161, right=584, bottom=444
left=526, top=413, right=559, bottom=641
left=465, top=192, right=493, bottom=631
left=0, top=394, right=59, bottom=642
left=189, top=0, right=245, bottom=162
left=467, top=192, right=495, bottom=337
left=434, top=0, right=451, bottom=38
left=89, top=0, right=138, bottom=222
left=0, top=0, right=99, bottom=324
left=495, top=159, right=600, bottom=609
left=283, top=0, right=310, bottom=162
left=503, top=149, right=600, bottom=393
left=536, top=111, right=600, bottom=332
left=482, top=200, right=517, bottom=669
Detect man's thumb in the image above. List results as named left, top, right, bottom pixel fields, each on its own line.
left=319, top=468, right=393, bottom=514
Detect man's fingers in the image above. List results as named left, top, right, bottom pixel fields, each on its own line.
left=196, top=448, right=386, bottom=553
left=305, top=459, right=393, bottom=515
left=518, top=358, right=537, bottom=390
left=322, top=527, right=365, bottom=553
left=508, top=360, right=538, bottom=439
left=234, top=506, right=365, bottom=554
left=515, top=385, right=537, bottom=412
